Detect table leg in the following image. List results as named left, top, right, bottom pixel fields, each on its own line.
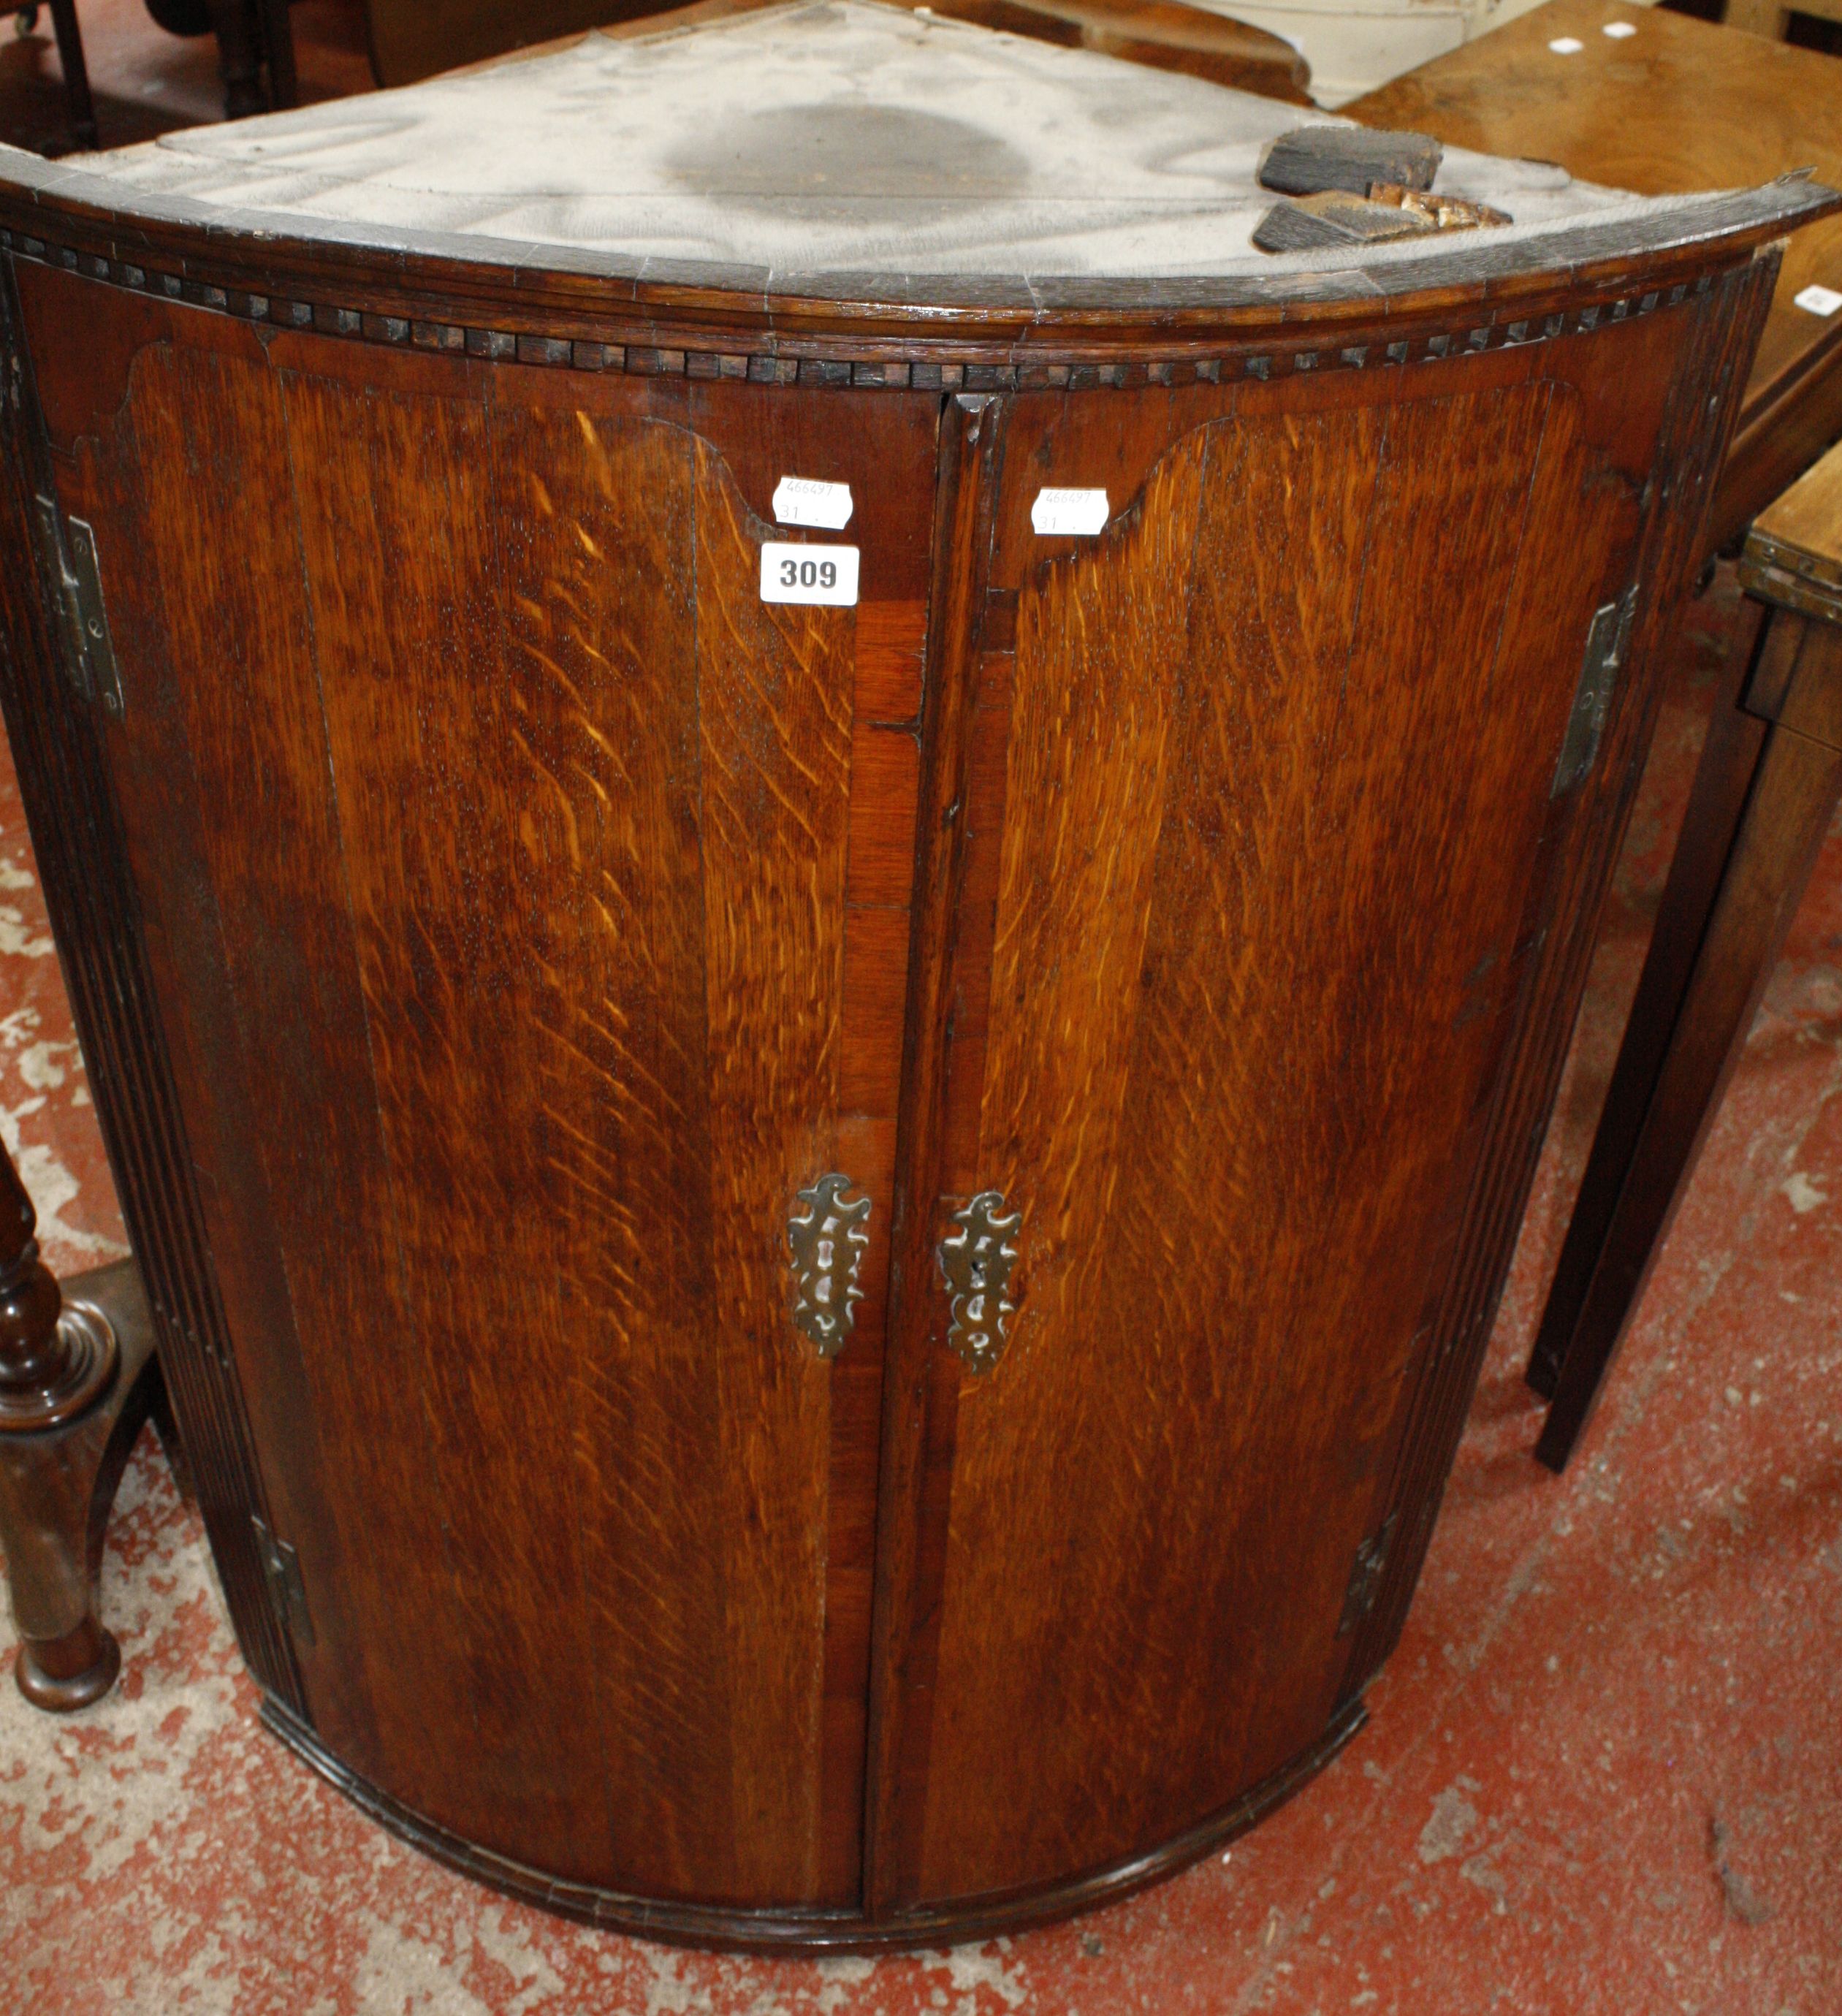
left=1526, top=603, right=1767, bottom=1406
left=1532, top=607, right=1842, bottom=1471
left=0, top=1136, right=156, bottom=1709
left=203, top=0, right=264, bottom=118
left=257, top=0, right=295, bottom=107
left=45, top=0, right=99, bottom=151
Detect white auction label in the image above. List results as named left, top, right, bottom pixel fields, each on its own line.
left=1601, top=18, right=1636, bottom=35
left=772, top=476, right=855, bottom=530
left=761, top=542, right=859, bottom=606
left=1548, top=34, right=1583, bottom=51
left=1795, top=284, right=1842, bottom=319
left=1031, top=487, right=1111, bottom=536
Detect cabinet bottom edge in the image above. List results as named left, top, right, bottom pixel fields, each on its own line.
left=259, top=1692, right=1369, bottom=1955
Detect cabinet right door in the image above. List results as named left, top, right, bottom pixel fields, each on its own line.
left=898, top=342, right=1664, bottom=1906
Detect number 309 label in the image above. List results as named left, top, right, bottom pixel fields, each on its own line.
left=760, top=542, right=859, bottom=607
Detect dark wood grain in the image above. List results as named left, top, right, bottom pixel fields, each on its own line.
left=863, top=392, right=1002, bottom=1917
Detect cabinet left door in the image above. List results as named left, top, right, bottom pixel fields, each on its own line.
left=12, top=259, right=940, bottom=1915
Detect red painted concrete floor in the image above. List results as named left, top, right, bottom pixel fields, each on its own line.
left=0, top=555, right=1838, bottom=2012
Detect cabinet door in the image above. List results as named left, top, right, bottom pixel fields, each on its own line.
left=888, top=355, right=1653, bottom=1906
left=20, top=259, right=937, bottom=1911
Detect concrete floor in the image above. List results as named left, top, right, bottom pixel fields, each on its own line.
left=1, top=13, right=1841, bottom=2012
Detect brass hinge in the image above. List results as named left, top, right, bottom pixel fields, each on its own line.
left=1338, top=1513, right=1397, bottom=1636
left=251, top=1513, right=316, bottom=1648
left=1550, top=584, right=1639, bottom=798
left=31, top=493, right=123, bottom=719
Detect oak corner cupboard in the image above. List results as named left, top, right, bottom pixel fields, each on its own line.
left=0, top=0, right=1827, bottom=1952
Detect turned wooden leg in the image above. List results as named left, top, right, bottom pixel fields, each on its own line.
left=203, top=0, right=264, bottom=119
left=1531, top=469, right=1842, bottom=1470
left=45, top=0, right=99, bottom=152
left=0, top=1144, right=156, bottom=1710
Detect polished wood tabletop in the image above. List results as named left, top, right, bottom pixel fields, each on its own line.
left=1351, top=0, right=1842, bottom=546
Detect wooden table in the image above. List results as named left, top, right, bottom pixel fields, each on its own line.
left=1352, top=0, right=1842, bottom=551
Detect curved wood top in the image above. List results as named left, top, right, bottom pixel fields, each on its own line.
left=1350, top=0, right=1842, bottom=421
left=367, top=0, right=1314, bottom=104
left=0, top=0, right=1833, bottom=357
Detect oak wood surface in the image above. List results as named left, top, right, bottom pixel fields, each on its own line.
left=0, top=132, right=1793, bottom=1945
left=1348, top=0, right=1842, bottom=547
left=901, top=357, right=1650, bottom=1903
left=18, top=262, right=943, bottom=1904
left=1751, top=425, right=1842, bottom=574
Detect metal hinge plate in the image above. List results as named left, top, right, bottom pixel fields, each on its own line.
left=31, top=494, right=123, bottom=718
left=251, top=1513, right=316, bottom=1647
left=1550, top=584, right=1639, bottom=798
left=1338, top=1513, right=1397, bottom=1637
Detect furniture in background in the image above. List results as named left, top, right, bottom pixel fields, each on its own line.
left=203, top=0, right=297, bottom=118
left=1351, top=0, right=1842, bottom=552
left=22, top=0, right=297, bottom=148
left=360, top=0, right=1313, bottom=96
left=0, top=0, right=1825, bottom=1952
left=1724, top=0, right=1842, bottom=42
left=18, top=0, right=97, bottom=148
left=1355, top=0, right=1842, bottom=1464
left=1529, top=440, right=1842, bottom=1468
left=0, top=1132, right=156, bottom=1708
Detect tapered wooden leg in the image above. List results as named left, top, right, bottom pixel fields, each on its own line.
left=0, top=1137, right=156, bottom=1710
left=257, top=0, right=295, bottom=107
left=1525, top=604, right=1767, bottom=1406
left=1532, top=608, right=1842, bottom=1471
left=45, top=0, right=99, bottom=151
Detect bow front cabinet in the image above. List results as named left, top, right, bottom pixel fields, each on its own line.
left=0, top=0, right=1826, bottom=1950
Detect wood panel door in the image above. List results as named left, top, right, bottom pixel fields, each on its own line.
left=18, top=261, right=938, bottom=1911
left=888, top=350, right=1658, bottom=1907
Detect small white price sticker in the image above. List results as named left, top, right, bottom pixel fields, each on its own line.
left=1031, top=487, right=1111, bottom=536
left=1548, top=34, right=1583, bottom=52
left=1795, top=284, right=1842, bottom=318
left=772, top=476, right=855, bottom=530
left=761, top=542, right=859, bottom=606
